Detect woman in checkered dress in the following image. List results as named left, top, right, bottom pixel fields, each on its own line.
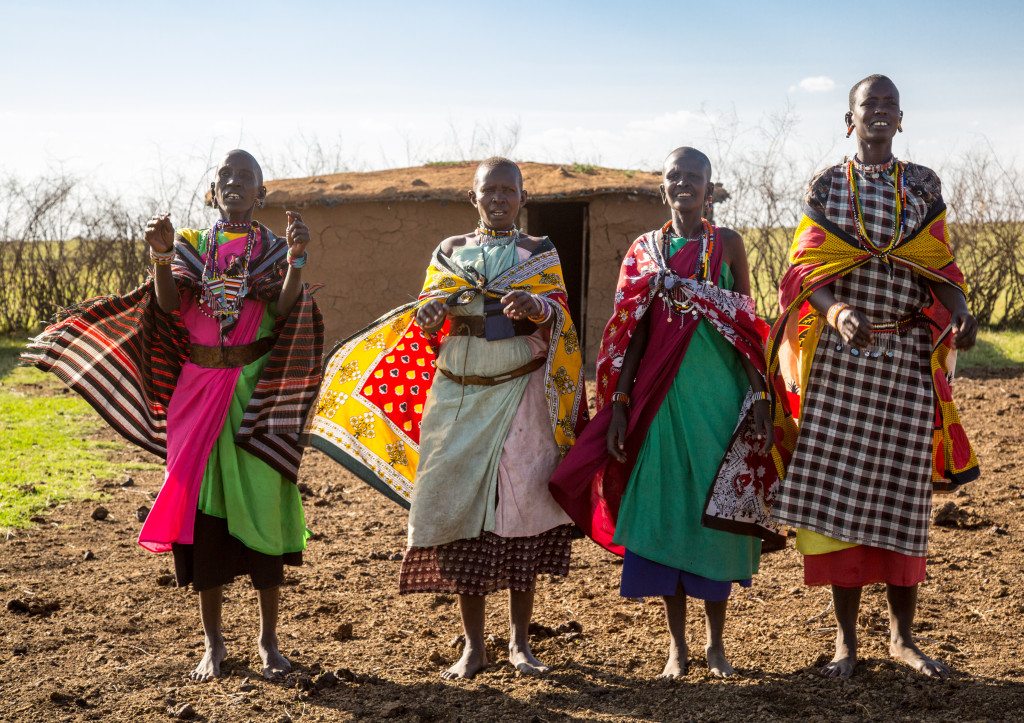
left=776, top=75, right=978, bottom=679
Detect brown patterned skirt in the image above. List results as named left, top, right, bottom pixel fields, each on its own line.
left=399, top=525, right=574, bottom=595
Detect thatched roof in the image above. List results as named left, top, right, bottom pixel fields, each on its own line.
left=262, top=162, right=667, bottom=207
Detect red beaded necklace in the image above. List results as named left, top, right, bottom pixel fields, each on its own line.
left=660, top=218, right=715, bottom=280
left=198, top=220, right=258, bottom=323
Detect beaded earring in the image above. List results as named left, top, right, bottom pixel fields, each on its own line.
left=898, top=114, right=904, bottom=133
left=846, top=125, right=854, bottom=138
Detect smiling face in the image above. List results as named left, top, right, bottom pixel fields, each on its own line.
left=471, top=163, right=525, bottom=230
left=213, top=150, right=266, bottom=220
left=660, top=149, right=712, bottom=216
left=848, top=76, right=902, bottom=144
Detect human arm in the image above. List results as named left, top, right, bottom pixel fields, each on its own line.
left=808, top=286, right=872, bottom=349
left=275, top=211, right=308, bottom=318
left=607, top=312, right=650, bottom=463
left=145, top=214, right=180, bottom=313
left=929, top=282, right=978, bottom=350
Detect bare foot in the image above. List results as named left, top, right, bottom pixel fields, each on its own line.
left=658, top=644, right=688, bottom=679
left=441, top=645, right=488, bottom=680
left=705, top=643, right=735, bottom=678
left=509, top=642, right=550, bottom=676
left=891, top=639, right=950, bottom=679
left=258, top=636, right=292, bottom=679
left=821, top=653, right=857, bottom=679
left=189, top=639, right=227, bottom=682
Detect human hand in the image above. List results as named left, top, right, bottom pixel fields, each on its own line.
left=836, top=307, right=872, bottom=349
left=951, top=309, right=978, bottom=350
left=502, top=290, right=544, bottom=321
left=751, top=399, right=773, bottom=454
left=285, top=211, right=309, bottom=258
left=606, top=405, right=628, bottom=463
left=416, top=300, right=448, bottom=331
left=144, top=214, right=174, bottom=253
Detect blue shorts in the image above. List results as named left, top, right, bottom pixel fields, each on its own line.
left=619, top=549, right=751, bottom=601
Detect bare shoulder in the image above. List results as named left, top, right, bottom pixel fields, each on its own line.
left=717, top=226, right=747, bottom=263
left=517, top=234, right=554, bottom=253
left=438, top=233, right=473, bottom=257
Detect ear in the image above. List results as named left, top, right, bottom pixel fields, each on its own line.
left=468, top=188, right=477, bottom=206
left=844, top=111, right=853, bottom=125
left=659, top=183, right=669, bottom=206
left=520, top=189, right=528, bottom=207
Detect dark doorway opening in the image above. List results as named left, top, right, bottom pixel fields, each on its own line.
left=526, top=202, right=589, bottom=359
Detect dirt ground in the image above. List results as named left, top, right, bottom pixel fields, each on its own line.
left=2, top=370, right=1023, bottom=722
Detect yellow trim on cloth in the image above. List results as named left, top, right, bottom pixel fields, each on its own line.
left=795, top=528, right=858, bottom=555
left=307, top=245, right=586, bottom=506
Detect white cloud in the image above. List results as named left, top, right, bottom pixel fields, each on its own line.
left=791, top=76, right=836, bottom=94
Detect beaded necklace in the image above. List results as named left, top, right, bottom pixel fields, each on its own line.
left=198, top=219, right=258, bottom=323
left=658, top=218, right=716, bottom=321
left=660, top=218, right=715, bottom=280
left=846, top=157, right=907, bottom=257
left=476, top=222, right=520, bottom=246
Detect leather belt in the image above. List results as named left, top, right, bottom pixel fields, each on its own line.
left=437, top=357, right=544, bottom=386
left=448, top=315, right=538, bottom=338
left=190, top=336, right=276, bottom=368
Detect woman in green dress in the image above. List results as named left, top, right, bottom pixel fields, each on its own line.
left=551, top=147, right=774, bottom=678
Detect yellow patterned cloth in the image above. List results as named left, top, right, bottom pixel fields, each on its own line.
left=307, top=244, right=587, bottom=507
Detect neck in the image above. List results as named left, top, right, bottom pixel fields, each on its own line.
left=854, top=138, right=894, bottom=166
left=670, top=209, right=704, bottom=238
left=221, top=209, right=255, bottom=224
left=480, top=220, right=516, bottom=233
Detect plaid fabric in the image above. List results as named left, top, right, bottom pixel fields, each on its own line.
left=398, top=525, right=574, bottom=595
left=777, top=177, right=938, bottom=555
left=809, top=160, right=938, bottom=246
left=24, top=225, right=323, bottom=482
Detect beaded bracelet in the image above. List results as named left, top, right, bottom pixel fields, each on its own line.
left=288, top=252, right=308, bottom=269
left=751, top=390, right=769, bottom=402
left=527, top=295, right=552, bottom=323
left=826, top=302, right=851, bottom=329
left=611, top=391, right=631, bottom=407
left=150, top=248, right=174, bottom=266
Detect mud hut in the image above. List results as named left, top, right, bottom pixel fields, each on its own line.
left=257, top=162, right=683, bottom=365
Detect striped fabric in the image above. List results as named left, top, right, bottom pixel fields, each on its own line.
left=23, top=224, right=323, bottom=482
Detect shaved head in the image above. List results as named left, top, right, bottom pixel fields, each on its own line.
left=848, top=74, right=898, bottom=110
left=222, top=148, right=264, bottom=185
left=475, top=156, right=523, bottom=189
left=664, top=147, right=712, bottom=179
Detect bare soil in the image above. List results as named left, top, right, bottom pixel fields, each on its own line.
left=2, top=370, right=1023, bottom=722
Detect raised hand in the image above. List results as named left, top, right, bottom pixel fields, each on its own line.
left=145, top=214, right=174, bottom=253
left=285, top=210, right=310, bottom=258
left=416, top=300, right=448, bottom=331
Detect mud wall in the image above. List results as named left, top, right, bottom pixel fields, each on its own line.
left=258, top=194, right=667, bottom=372
left=584, top=195, right=667, bottom=365
left=256, top=201, right=478, bottom=348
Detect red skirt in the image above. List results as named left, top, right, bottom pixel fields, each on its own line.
left=803, top=545, right=926, bottom=588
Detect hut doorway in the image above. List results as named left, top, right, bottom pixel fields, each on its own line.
left=525, top=201, right=589, bottom=357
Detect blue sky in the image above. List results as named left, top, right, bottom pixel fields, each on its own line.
left=1, top=0, right=1022, bottom=194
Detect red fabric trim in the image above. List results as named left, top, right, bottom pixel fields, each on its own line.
left=803, top=546, right=927, bottom=588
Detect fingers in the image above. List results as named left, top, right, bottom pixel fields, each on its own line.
left=953, top=315, right=978, bottom=350
left=286, top=210, right=302, bottom=224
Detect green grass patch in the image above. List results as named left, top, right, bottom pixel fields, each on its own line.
left=423, top=160, right=473, bottom=168
left=569, top=163, right=599, bottom=175
left=0, top=337, right=159, bottom=530
left=958, top=329, right=1024, bottom=370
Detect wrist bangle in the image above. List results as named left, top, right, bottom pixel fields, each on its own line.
left=611, top=391, right=631, bottom=407
left=527, top=295, right=552, bottom=323
left=288, top=251, right=307, bottom=269
left=751, top=390, right=769, bottom=402
left=826, top=302, right=850, bottom=329
left=151, top=248, right=174, bottom=266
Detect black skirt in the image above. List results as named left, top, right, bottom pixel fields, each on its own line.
left=172, top=510, right=302, bottom=592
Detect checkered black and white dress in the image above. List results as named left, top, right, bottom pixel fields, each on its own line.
left=776, top=159, right=942, bottom=556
